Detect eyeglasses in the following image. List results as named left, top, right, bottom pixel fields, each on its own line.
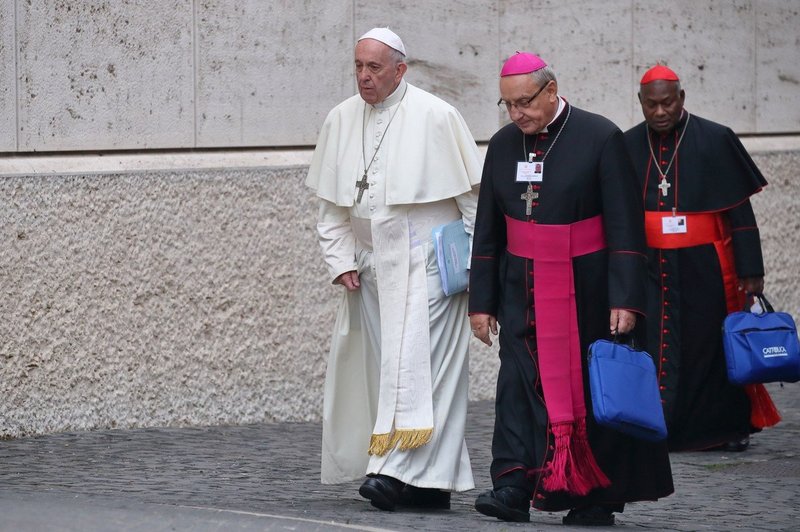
left=497, top=81, right=550, bottom=112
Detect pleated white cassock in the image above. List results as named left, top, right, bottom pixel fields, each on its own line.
left=307, top=80, right=480, bottom=491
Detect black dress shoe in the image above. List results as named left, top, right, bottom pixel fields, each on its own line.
left=398, top=485, right=451, bottom=509
left=358, top=474, right=405, bottom=511
left=722, top=436, right=750, bottom=452
left=562, top=505, right=616, bottom=526
left=474, top=486, right=530, bottom=522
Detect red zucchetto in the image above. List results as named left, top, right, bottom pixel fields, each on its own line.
left=640, top=65, right=680, bottom=85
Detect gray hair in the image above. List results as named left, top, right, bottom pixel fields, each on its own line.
left=388, top=47, right=407, bottom=65
left=531, top=65, right=557, bottom=87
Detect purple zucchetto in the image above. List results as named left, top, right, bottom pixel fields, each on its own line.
left=500, top=52, right=547, bottom=77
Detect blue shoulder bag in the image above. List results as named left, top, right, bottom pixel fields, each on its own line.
left=722, top=294, right=800, bottom=385
left=587, top=335, right=667, bottom=442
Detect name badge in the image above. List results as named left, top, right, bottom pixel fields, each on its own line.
left=662, top=215, right=687, bottom=234
left=516, top=161, right=544, bottom=182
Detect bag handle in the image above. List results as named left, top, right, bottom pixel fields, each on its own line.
left=607, top=331, right=657, bottom=364
left=747, top=292, right=775, bottom=314
left=611, top=330, right=638, bottom=350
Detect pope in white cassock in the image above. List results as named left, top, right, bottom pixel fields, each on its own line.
left=305, top=27, right=482, bottom=511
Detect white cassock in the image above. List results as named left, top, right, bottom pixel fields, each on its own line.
left=306, top=80, right=481, bottom=491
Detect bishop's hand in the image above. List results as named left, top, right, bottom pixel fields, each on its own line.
left=739, top=276, right=764, bottom=295
left=610, top=308, right=636, bottom=335
left=470, top=313, right=498, bottom=346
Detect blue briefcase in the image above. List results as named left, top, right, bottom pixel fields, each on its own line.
left=588, top=338, right=667, bottom=442
left=722, top=294, right=800, bottom=385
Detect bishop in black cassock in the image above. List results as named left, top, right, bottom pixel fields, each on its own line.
left=470, top=53, right=673, bottom=526
left=623, top=65, right=779, bottom=453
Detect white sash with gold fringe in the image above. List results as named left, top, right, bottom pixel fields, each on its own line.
left=367, top=215, right=435, bottom=455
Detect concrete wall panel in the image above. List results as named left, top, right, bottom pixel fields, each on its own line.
left=4, top=2, right=800, bottom=151
left=0, top=1, right=15, bottom=151
left=196, top=0, right=354, bottom=147
left=631, top=0, right=756, bottom=133
left=501, top=0, right=635, bottom=131
left=755, top=1, right=800, bottom=133
left=17, top=0, right=194, bottom=151
left=353, top=0, right=499, bottom=141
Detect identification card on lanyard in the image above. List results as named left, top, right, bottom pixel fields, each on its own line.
left=662, top=215, right=687, bottom=234
left=516, top=161, right=544, bottom=182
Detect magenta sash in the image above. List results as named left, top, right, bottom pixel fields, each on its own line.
left=505, top=214, right=610, bottom=494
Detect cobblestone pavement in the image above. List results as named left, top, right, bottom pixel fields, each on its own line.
left=1, top=383, right=798, bottom=531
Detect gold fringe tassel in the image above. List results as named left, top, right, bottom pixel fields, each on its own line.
left=368, top=433, right=393, bottom=456
left=368, top=428, right=434, bottom=456
left=393, top=428, right=433, bottom=451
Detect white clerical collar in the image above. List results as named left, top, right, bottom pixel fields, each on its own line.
left=372, top=79, right=407, bottom=110
left=540, top=96, right=566, bottom=133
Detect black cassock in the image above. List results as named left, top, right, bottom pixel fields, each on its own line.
left=470, top=102, right=673, bottom=511
left=624, top=112, right=772, bottom=451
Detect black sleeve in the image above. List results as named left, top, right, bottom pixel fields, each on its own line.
left=727, top=198, right=765, bottom=278
left=468, top=145, right=505, bottom=317
left=599, top=129, right=648, bottom=314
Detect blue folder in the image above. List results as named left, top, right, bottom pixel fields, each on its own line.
left=431, top=219, right=470, bottom=296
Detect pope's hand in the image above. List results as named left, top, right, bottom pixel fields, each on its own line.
left=334, top=270, right=360, bottom=291
left=470, top=313, right=498, bottom=346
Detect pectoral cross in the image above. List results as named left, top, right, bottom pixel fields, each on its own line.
left=658, top=177, right=671, bottom=197
left=521, top=184, right=538, bottom=216
left=355, top=173, right=370, bottom=203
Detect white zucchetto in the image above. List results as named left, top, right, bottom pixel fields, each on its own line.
left=358, top=27, right=406, bottom=56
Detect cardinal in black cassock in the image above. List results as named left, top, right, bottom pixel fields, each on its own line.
left=469, top=52, right=673, bottom=527
left=623, top=65, right=780, bottom=453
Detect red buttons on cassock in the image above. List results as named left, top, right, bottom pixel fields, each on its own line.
left=661, top=357, right=668, bottom=362
left=660, top=385, right=666, bottom=391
